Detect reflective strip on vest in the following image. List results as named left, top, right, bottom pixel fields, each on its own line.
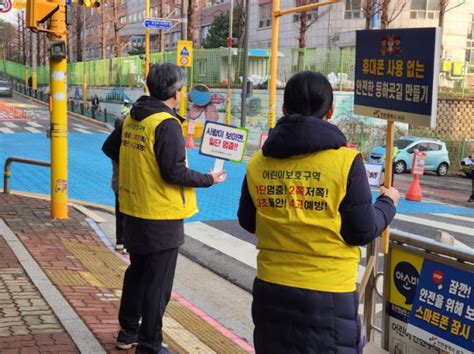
left=119, top=112, right=198, bottom=220
left=246, top=147, right=361, bottom=292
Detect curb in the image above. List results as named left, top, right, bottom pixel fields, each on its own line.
left=0, top=219, right=106, bottom=354
left=13, top=91, right=111, bottom=129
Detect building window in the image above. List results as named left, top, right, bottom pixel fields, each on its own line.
left=466, top=14, right=474, bottom=64
left=345, top=0, right=362, bottom=19
left=119, top=16, right=126, bottom=24
left=293, top=0, right=319, bottom=22
left=201, top=25, right=210, bottom=40
left=259, top=3, right=272, bottom=28
left=197, top=60, right=207, bottom=77
left=410, top=0, right=439, bottom=19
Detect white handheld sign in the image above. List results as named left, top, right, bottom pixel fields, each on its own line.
left=364, top=163, right=384, bottom=187
left=200, top=122, right=249, bottom=163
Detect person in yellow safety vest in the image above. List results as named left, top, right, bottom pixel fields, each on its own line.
left=238, top=71, right=400, bottom=354
left=102, top=63, right=227, bottom=353
left=120, top=99, right=131, bottom=118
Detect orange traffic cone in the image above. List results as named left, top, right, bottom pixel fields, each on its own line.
left=405, top=174, right=422, bottom=201
left=185, top=133, right=195, bottom=149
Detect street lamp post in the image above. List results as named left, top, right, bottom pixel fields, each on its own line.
left=145, top=0, right=150, bottom=81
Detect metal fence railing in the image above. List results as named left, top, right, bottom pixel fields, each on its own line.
left=2, top=48, right=473, bottom=97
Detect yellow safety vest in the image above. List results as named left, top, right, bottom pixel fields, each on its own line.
left=246, top=147, right=361, bottom=292
left=119, top=112, right=198, bottom=220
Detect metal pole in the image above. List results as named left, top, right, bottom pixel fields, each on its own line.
left=180, top=0, right=189, bottom=118
left=225, top=0, right=234, bottom=125
left=83, top=6, right=87, bottom=104
left=32, top=33, right=37, bottom=91
left=49, top=0, right=69, bottom=219
left=240, top=0, right=250, bottom=128
left=145, top=0, right=150, bottom=80
left=268, top=0, right=280, bottom=129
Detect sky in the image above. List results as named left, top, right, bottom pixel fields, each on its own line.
left=0, top=8, right=18, bottom=24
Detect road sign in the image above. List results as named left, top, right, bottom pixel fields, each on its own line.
left=0, top=0, right=13, bottom=12
left=354, top=28, right=441, bottom=128
left=177, top=40, right=193, bottom=68
left=143, top=19, right=172, bottom=30
left=411, top=151, right=426, bottom=176
left=200, top=122, right=248, bottom=163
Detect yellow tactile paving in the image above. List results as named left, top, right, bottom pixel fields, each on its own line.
left=78, top=271, right=105, bottom=288
left=163, top=315, right=216, bottom=354
left=62, top=240, right=126, bottom=289
left=59, top=240, right=250, bottom=352
left=45, top=269, right=89, bottom=287
left=166, top=298, right=248, bottom=354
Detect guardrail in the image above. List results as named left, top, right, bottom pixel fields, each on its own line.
left=361, top=228, right=474, bottom=352
left=3, top=157, right=51, bottom=194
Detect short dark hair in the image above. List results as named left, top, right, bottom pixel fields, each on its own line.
left=146, top=63, right=186, bottom=101
left=283, top=71, right=333, bottom=118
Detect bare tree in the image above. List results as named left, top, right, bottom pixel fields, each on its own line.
left=379, top=0, right=406, bottom=29
left=75, top=7, right=83, bottom=62
left=439, top=0, right=465, bottom=28
left=295, top=0, right=328, bottom=70
left=187, top=0, right=196, bottom=44
left=362, top=0, right=406, bottom=29
left=111, top=0, right=127, bottom=57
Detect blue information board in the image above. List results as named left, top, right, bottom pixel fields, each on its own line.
left=407, top=260, right=474, bottom=354
left=354, top=28, right=440, bottom=128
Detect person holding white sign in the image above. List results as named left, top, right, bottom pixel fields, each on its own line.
left=238, top=71, right=400, bottom=354
left=102, top=63, right=226, bottom=354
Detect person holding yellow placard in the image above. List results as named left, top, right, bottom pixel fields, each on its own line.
left=238, top=71, right=399, bottom=353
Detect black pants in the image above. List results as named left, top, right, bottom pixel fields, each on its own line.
left=118, top=248, right=179, bottom=353
left=114, top=193, right=124, bottom=245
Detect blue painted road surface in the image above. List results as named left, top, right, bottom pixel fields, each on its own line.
left=1, top=133, right=474, bottom=222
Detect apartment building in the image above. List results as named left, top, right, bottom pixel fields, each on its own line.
left=250, top=0, right=474, bottom=64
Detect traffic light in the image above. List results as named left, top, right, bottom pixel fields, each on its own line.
left=78, top=0, right=100, bottom=7
left=26, top=0, right=59, bottom=30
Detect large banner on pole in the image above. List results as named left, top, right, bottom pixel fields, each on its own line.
left=354, top=28, right=441, bottom=128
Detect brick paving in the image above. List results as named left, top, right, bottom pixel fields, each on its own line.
left=0, top=238, right=79, bottom=353
left=0, top=193, right=250, bottom=353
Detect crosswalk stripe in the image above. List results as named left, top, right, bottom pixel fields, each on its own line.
left=27, top=121, right=42, bottom=128
left=432, top=213, right=474, bottom=223
left=395, top=214, right=474, bottom=236
left=186, top=222, right=375, bottom=288
left=24, top=127, right=42, bottom=133
left=3, top=122, right=18, bottom=128
left=359, top=303, right=383, bottom=315
left=186, top=222, right=382, bottom=315
left=0, top=127, right=14, bottom=134
left=74, top=128, right=93, bottom=134
left=72, top=123, right=88, bottom=128
left=185, top=222, right=257, bottom=268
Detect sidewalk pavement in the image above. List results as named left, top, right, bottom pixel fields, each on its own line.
left=0, top=192, right=253, bottom=354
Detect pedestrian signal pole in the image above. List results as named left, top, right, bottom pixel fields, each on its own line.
left=26, top=0, right=68, bottom=219
left=48, top=0, right=68, bottom=219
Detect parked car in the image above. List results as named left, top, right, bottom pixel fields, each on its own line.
left=367, top=137, right=451, bottom=176
left=0, top=80, right=13, bottom=98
